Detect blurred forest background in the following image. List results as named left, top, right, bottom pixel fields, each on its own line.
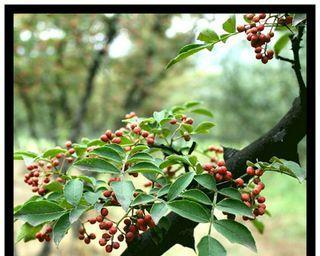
left=13, top=14, right=306, bottom=256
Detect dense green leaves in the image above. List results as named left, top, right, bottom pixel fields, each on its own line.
left=73, top=158, right=120, bottom=174
left=194, top=121, right=215, bottom=134
left=150, top=202, right=169, bottom=224
left=128, top=162, right=163, bottom=175
left=181, top=189, right=212, bottom=205
left=111, top=180, right=135, bottom=211
left=222, top=15, right=236, bottom=33
left=213, top=220, right=257, bottom=252
left=167, top=200, right=210, bottom=223
left=64, top=179, right=84, bottom=206
left=15, top=201, right=66, bottom=226
left=218, top=188, right=241, bottom=200
left=53, top=213, right=71, bottom=246
left=216, top=199, right=253, bottom=218
left=194, top=174, right=216, bottom=190
left=16, top=223, right=43, bottom=243
left=131, top=194, right=156, bottom=206
left=90, top=146, right=122, bottom=163
left=167, top=172, right=195, bottom=200
left=197, top=235, right=226, bottom=256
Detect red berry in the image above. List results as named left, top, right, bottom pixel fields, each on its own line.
left=186, top=118, right=193, bottom=124
left=252, top=187, right=261, bottom=195
left=259, top=13, right=266, bottom=19
left=235, top=178, right=244, bottom=187
left=255, top=47, right=262, bottom=53
left=103, top=190, right=112, bottom=197
left=252, top=16, right=260, bottom=22
left=115, top=130, right=123, bottom=137
left=244, top=201, right=251, bottom=208
left=118, top=234, right=124, bottom=242
left=203, top=163, right=213, bottom=171
left=79, top=227, right=85, bottom=234
left=215, top=173, right=223, bottom=182
left=141, top=131, right=149, bottom=138
left=224, top=171, right=233, bottom=180
left=146, top=137, right=154, bottom=145
left=105, top=221, right=113, bottom=229
left=253, top=177, right=261, bottom=184
left=137, top=218, right=145, bottom=226
left=65, top=140, right=72, bottom=148
left=88, top=218, right=96, bottom=224
left=99, top=238, right=106, bottom=246
left=27, top=165, right=34, bottom=171
left=246, top=14, right=254, bottom=20
left=102, top=233, right=111, bottom=240
left=68, top=148, right=75, bottom=154
left=45, top=226, right=52, bottom=233
left=257, top=196, right=265, bottom=203
left=84, top=237, right=91, bottom=244
left=246, top=166, right=255, bottom=175
left=113, top=241, right=120, bottom=249
left=96, top=215, right=103, bottom=222
left=35, top=232, right=42, bottom=239
left=133, top=127, right=141, bottom=135
left=255, top=169, right=264, bottom=176
left=237, top=25, right=245, bottom=32
left=241, top=193, right=250, bottom=201
left=129, top=225, right=137, bottom=233
left=258, top=182, right=265, bottom=190
left=217, top=160, right=225, bottom=166
left=112, top=137, right=121, bottom=144
left=144, top=214, right=152, bottom=223
left=89, top=233, right=96, bottom=239
left=105, top=244, right=113, bottom=253
left=101, top=208, right=108, bottom=216
left=126, top=232, right=134, bottom=240
left=169, top=119, right=177, bottom=125
left=257, top=24, right=264, bottom=31
left=261, top=56, right=268, bottom=64
left=109, top=226, right=117, bottom=235
left=105, top=130, right=113, bottom=139
left=218, top=166, right=227, bottom=175
left=78, top=234, right=85, bottom=240
left=124, top=219, right=131, bottom=226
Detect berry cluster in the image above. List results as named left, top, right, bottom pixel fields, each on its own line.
left=170, top=114, right=194, bottom=141
left=202, top=160, right=233, bottom=182
left=35, top=226, right=52, bottom=242
left=237, top=166, right=267, bottom=220
left=237, top=13, right=274, bottom=64
left=79, top=207, right=155, bottom=254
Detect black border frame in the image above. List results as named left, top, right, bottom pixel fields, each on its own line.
left=5, top=5, right=316, bottom=256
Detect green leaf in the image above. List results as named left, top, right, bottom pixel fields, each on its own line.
left=197, top=235, right=226, bottom=256
left=131, top=194, right=156, bottom=206
left=129, top=145, right=149, bottom=155
left=166, top=43, right=213, bottom=70
left=90, top=146, right=122, bottom=163
left=64, top=179, right=83, bottom=206
left=292, top=13, right=306, bottom=26
left=274, top=32, right=291, bottom=55
left=194, top=121, right=215, bottom=134
left=127, top=152, right=154, bottom=164
left=73, top=158, right=120, bottom=174
left=14, top=151, right=38, bottom=160
left=167, top=200, right=210, bottom=223
left=87, top=139, right=105, bottom=147
left=191, top=108, right=214, bottom=117
left=157, top=184, right=171, bottom=197
left=178, top=44, right=205, bottom=54
left=16, top=222, right=43, bottom=243
left=83, top=191, right=101, bottom=205
left=167, top=172, right=194, bottom=200
left=111, top=180, right=135, bottom=211
left=213, top=219, right=257, bottom=252
left=222, top=15, right=236, bottom=33
left=73, top=144, right=87, bottom=157
left=105, top=144, right=126, bottom=158
left=184, top=101, right=201, bottom=108
left=150, top=202, right=168, bottom=224
left=69, top=205, right=88, bottom=224
left=181, top=123, right=193, bottom=133
left=218, top=188, right=241, bottom=201
left=128, top=162, right=163, bottom=175
left=44, top=181, right=63, bottom=192
left=251, top=219, right=265, bottom=234
left=197, top=29, right=219, bottom=43
left=53, top=213, right=71, bottom=246
left=181, top=189, right=212, bottom=205
left=153, top=110, right=167, bottom=123
left=216, top=199, right=253, bottom=218
left=15, top=201, right=66, bottom=226
left=188, top=155, right=198, bottom=166
left=280, top=160, right=306, bottom=183
left=42, top=148, right=67, bottom=158
left=166, top=155, right=190, bottom=165
left=194, top=174, right=216, bottom=190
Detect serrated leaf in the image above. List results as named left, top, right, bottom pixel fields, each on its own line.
left=69, top=206, right=88, bottom=224
left=194, top=174, right=216, bottom=190
left=42, top=148, right=67, bottom=158
left=15, top=201, right=66, bottom=226
left=181, top=189, right=212, bottom=205
left=274, top=32, right=291, bottom=55
left=168, top=200, right=210, bottom=223
left=150, top=202, right=168, bottom=224
left=191, top=108, right=213, bottom=117
left=223, top=14, right=236, bottom=33
left=166, top=43, right=213, bottom=69
left=197, top=235, right=226, bottom=256
left=90, top=146, right=122, bottom=163
left=197, top=29, right=219, bottom=43
left=218, top=188, right=241, bottom=201
left=127, top=152, right=154, bottom=164
left=53, top=213, right=71, bottom=246
left=216, top=199, right=253, bottom=218
left=167, top=172, right=194, bottom=200
left=131, top=194, right=156, bottom=206
left=194, top=121, right=215, bottom=134
left=128, top=162, right=163, bottom=175
left=213, top=219, right=257, bottom=252
left=64, top=179, right=83, bottom=206
left=73, top=158, right=120, bottom=174
left=83, top=191, right=101, bottom=205
left=111, top=180, right=135, bottom=211
left=16, top=223, right=43, bottom=243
